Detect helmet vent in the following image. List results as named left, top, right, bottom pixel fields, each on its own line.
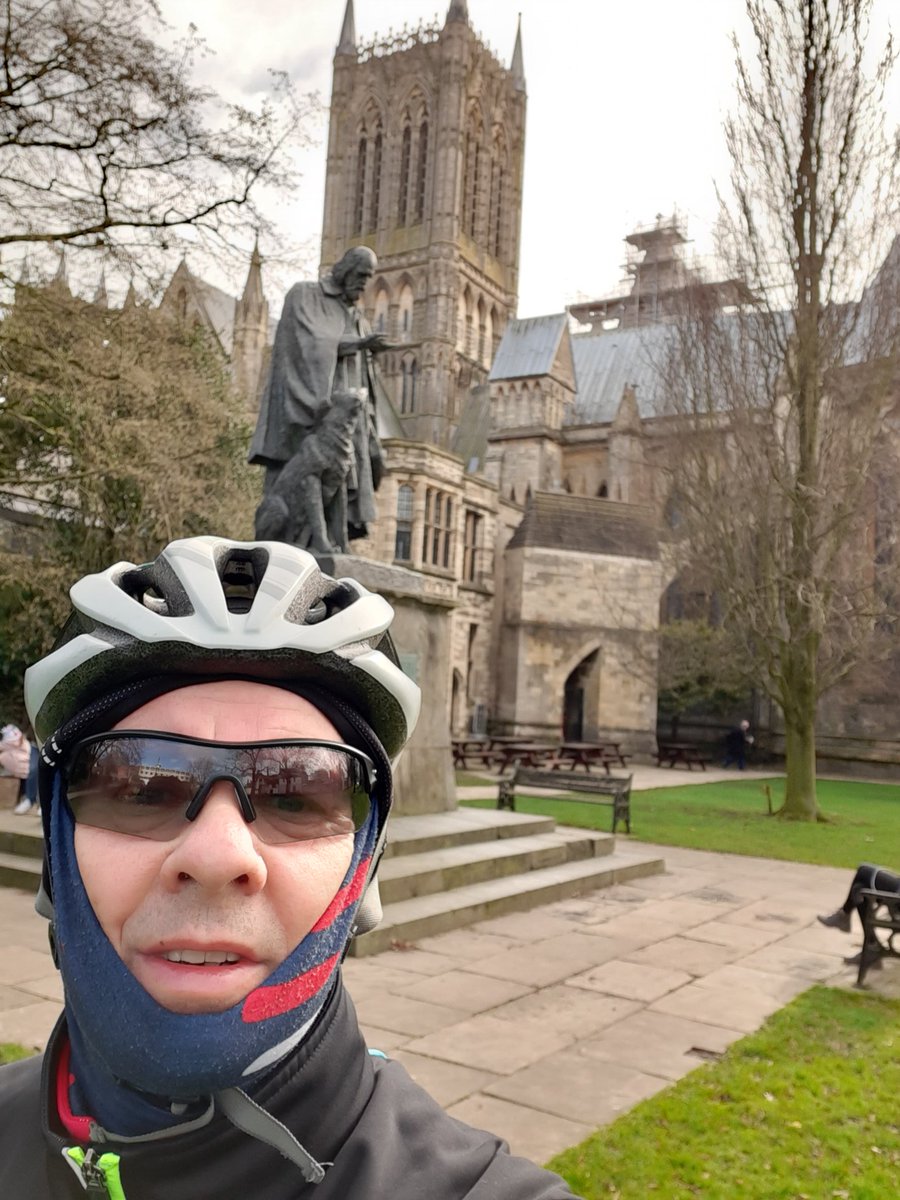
left=306, top=581, right=358, bottom=625
left=214, top=546, right=270, bottom=615
left=305, top=599, right=328, bottom=625
left=220, top=556, right=257, bottom=614
left=119, top=568, right=172, bottom=616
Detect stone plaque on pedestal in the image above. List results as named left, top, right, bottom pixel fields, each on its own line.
left=322, top=555, right=457, bottom=816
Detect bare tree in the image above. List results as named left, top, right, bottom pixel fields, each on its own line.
left=0, top=0, right=308, bottom=279
left=661, top=0, right=899, bottom=819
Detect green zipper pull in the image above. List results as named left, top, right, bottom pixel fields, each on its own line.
left=63, top=1147, right=127, bottom=1199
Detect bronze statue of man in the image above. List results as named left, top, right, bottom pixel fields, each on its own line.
left=249, top=246, right=391, bottom=554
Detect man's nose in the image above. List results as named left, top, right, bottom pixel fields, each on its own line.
left=161, top=781, right=268, bottom=894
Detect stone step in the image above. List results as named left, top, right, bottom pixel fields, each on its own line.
left=352, top=848, right=665, bottom=957
left=0, top=849, right=42, bottom=890
left=378, top=827, right=614, bottom=904
left=0, top=818, right=44, bottom=860
left=384, top=807, right=557, bottom=859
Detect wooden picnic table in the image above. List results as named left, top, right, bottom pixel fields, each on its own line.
left=554, top=743, right=614, bottom=775
left=493, top=742, right=556, bottom=771
left=656, top=741, right=707, bottom=771
left=452, top=738, right=496, bottom=769
left=554, top=742, right=631, bottom=772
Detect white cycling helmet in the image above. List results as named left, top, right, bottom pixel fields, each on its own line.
left=24, top=536, right=421, bottom=935
left=25, top=536, right=420, bottom=755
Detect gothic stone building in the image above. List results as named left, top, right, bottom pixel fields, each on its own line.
left=319, top=1, right=900, bottom=772
left=320, top=0, right=663, bottom=758
left=11, top=0, right=890, bottom=771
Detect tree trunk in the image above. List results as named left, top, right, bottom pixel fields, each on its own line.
left=780, top=713, right=818, bottom=820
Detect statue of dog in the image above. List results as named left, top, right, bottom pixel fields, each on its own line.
left=254, top=390, right=365, bottom=555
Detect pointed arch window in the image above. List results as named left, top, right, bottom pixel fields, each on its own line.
left=415, top=119, right=429, bottom=223
left=456, top=293, right=468, bottom=352
left=374, top=286, right=390, bottom=333
left=476, top=298, right=487, bottom=364
left=398, top=283, right=414, bottom=341
left=368, top=125, right=383, bottom=230
left=354, top=135, right=367, bottom=235
left=489, top=163, right=505, bottom=258
left=401, top=356, right=418, bottom=414
left=463, top=112, right=483, bottom=239
left=398, top=121, right=412, bottom=226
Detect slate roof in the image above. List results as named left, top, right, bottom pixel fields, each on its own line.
left=489, top=313, right=569, bottom=381
left=507, top=492, right=659, bottom=560
left=569, top=309, right=794, bottom=425
left=451, top=385, right=492, bottom=473
left=569, top=326, right=672, bottom=424
left=190, top=275, right=238, bottom=355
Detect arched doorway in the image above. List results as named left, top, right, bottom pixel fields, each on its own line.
left=563, top=650, right=601, bottom=742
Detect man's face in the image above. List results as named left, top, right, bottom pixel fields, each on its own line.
left=341, top=259, right=375, bottom=302
left=74, top=681, right=355, bottom=1015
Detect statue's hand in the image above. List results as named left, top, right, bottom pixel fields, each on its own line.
left=358, top=332, right=394, bottom=353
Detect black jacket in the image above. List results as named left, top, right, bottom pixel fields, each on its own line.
left=0, top=980, right=579, bottom=1199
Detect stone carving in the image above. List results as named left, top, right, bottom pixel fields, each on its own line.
left=248, top=246, right=391, bottom=554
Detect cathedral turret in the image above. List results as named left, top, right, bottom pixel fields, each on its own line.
left=237, top=237, right=265, bottom=317
left=94, top=270, right=109, bottom=307
left=336, top=0, right=356, bottom=55
left=50, top=250, right=70, bottom=295
left=445, top=0, right=468, bottom=24
left=232, top=239, right=269, bottom=411
left=511, top=16, right=525, bottom=93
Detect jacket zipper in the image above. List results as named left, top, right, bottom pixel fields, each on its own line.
left=63, top=1147, right=126, bottom=1198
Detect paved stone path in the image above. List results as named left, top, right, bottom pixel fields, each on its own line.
left=0, top=838, right=895, bottom=1164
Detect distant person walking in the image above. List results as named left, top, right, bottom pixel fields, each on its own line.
left=0, top=724, right=39, bottom=814
left=722, top=719, right=754, bottom=770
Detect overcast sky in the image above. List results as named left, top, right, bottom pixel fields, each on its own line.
left=159, top=0, right=897, bottom=318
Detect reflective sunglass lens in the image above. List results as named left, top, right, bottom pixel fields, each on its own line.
left=65, top=736, right=373, bottom=842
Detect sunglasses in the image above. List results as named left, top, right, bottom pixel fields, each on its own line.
left=62, top=732, right=377, bottom=844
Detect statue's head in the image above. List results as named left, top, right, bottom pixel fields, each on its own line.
left=333, top=245, right=377, bottom=303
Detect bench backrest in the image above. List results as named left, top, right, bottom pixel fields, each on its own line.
left=512, top=768, right=632, bottom=796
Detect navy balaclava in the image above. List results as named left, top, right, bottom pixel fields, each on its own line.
left=40, top=677, right=390, bottom=1136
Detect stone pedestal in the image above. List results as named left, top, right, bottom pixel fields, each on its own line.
left=322, top=555, right=457, bottom=815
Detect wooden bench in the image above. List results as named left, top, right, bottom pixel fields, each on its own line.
left=497, top=766, right=632, bottom=834
left=856, top=888, right=900, bottom=986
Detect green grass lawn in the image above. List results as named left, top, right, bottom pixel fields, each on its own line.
left=462, top=777, right=900, bottom=870
left=548, top=986, right=900, bottom=1200
left=0, top=1043, right=32, bottom=1065
left=455, top=769, right=496, bottom=787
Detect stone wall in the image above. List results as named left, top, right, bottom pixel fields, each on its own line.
left=496, top=544, right=662, bottom=754
left=327, top=555, right=456, bottom=815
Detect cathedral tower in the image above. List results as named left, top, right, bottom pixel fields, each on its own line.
left=321, top=0, right=527, bottom=446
